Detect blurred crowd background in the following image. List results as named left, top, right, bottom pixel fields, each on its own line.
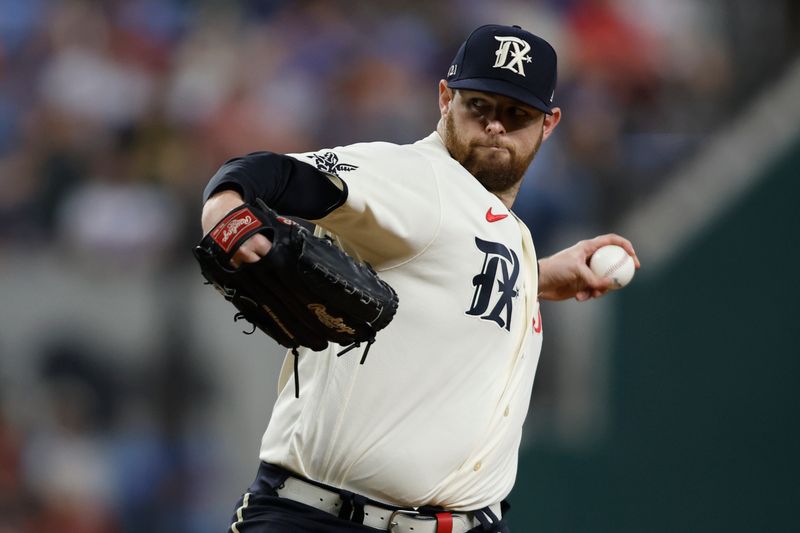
left=0, top=0, right=798, bottom=531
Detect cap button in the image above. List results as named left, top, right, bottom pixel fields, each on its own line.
left=512, top=25, right=521, bottom=29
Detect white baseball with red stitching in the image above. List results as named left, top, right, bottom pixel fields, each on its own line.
left=589, top=244, right=635, bottom=288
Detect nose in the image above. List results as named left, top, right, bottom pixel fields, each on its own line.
left=485, top=118, right=505, bottom=135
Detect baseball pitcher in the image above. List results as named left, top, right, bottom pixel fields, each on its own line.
left=197, top=24, right=639, bottom=533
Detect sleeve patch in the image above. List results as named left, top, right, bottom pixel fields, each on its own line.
left=307, top=152, right=359, bottom=177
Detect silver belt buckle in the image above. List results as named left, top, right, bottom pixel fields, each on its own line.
left=388, top=509, right=436, bottom=532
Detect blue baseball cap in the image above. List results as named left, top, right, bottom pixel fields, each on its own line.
left=446, top=24, right=558, bottom=115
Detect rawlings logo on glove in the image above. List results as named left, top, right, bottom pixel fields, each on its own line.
left=193, top=201, right=399, bottom=396
left=210, top=208, right=261, bottom=251
left=307, top=304, right=356, bottom=335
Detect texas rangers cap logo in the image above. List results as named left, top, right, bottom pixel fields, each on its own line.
left=492, top=36, right=532, bottom=76
left=445, top=25, right=557, bottom=114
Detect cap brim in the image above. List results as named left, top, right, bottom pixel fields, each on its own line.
left=448, top=77, right=553, bottom=115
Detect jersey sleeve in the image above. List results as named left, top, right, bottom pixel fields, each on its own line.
left=287, top=142, right=441, bottom=268
left=203, top=152, right=346, bottom=221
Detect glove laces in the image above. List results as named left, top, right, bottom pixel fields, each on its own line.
left=291, top=347, right=300, bottom=398
left=231, top=308, right=377, bottom=398
left=290, top=340, right=373, bottom=400
left=233, top=312, right=257, bottom=335
left=336, top=337, right=375, bottom=365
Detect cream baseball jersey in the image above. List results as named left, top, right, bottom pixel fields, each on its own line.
left=258, top=132, right=544, bottom=511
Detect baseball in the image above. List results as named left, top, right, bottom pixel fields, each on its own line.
left=589, top=245, right=635, bottom=289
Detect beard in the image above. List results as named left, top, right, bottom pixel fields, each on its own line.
left=443, top=112, right=542, bottom=193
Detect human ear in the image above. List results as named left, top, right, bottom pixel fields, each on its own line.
left=438, top=80, right=453, bottom=116
left=542, top=107, right=562, bottom=141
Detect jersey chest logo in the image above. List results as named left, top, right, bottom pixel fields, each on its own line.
left=307, top=152, right=359, bottom=177
left=466, top=237, right=520, bottom=331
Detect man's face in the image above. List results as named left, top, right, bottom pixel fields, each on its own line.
left=440, top=87, right=548, bottom=194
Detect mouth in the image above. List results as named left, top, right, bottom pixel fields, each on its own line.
left=475, top=145, right=511, bottom=156
left=475, top=144, right=509, bottom=151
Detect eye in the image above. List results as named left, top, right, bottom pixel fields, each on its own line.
left=510, top=107, right=530, bottom=119
left=470, top=98, right=489, bottom=113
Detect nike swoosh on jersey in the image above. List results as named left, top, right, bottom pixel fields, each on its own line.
left=486, top=208, right=509, bottom=223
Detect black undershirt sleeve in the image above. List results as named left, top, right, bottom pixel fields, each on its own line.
left=202, top=151, right=348, bottom=220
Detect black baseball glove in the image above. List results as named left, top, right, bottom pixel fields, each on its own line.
left=193, top=200, right=398, bottom=394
